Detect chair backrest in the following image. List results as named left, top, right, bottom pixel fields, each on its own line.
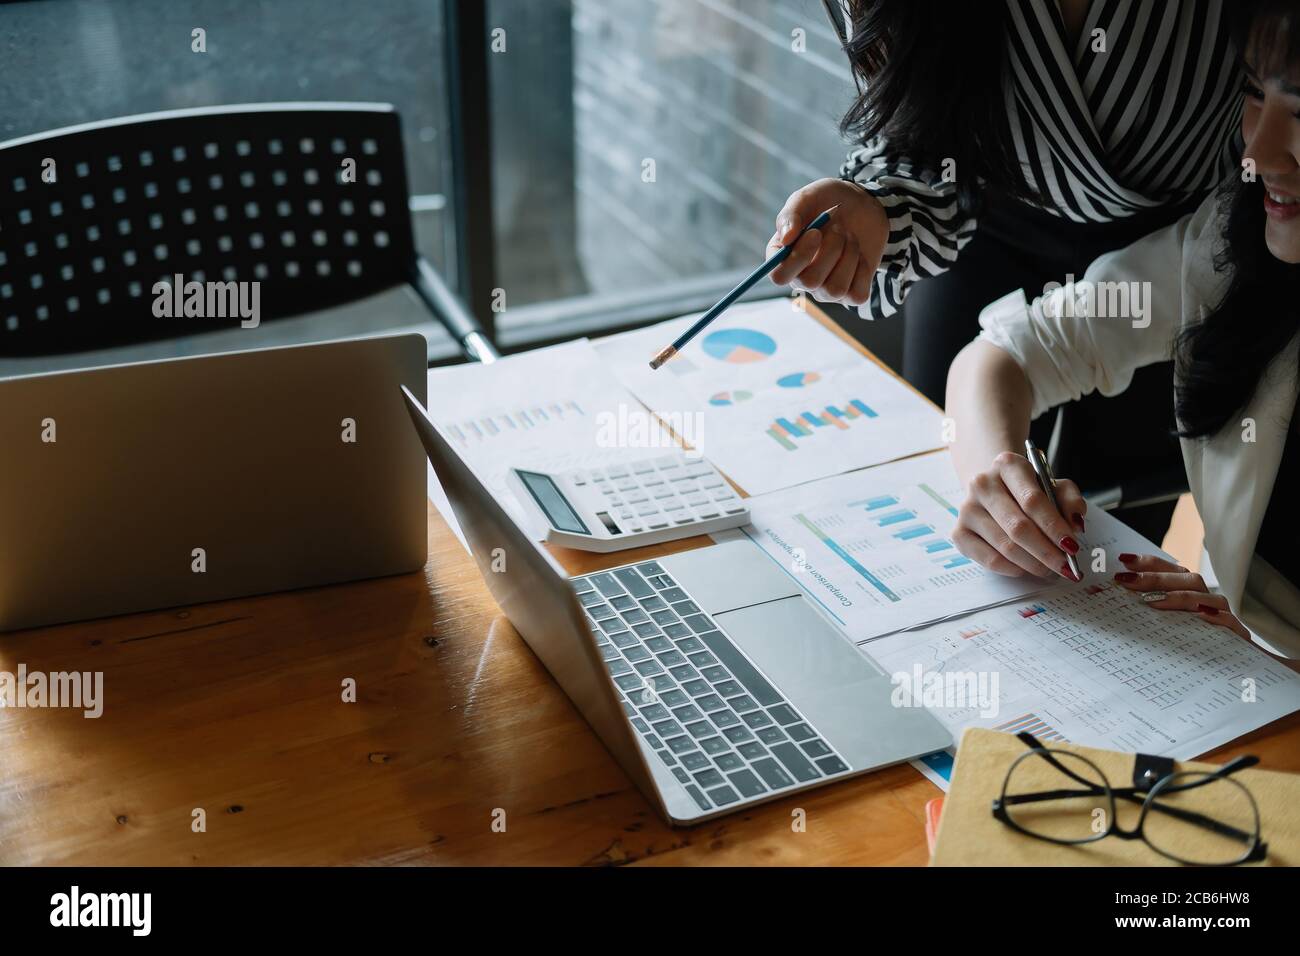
left=0, top=103, right=418, bottom=355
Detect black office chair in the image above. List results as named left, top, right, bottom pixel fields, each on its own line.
left=0, top=103, right=495, bottom=362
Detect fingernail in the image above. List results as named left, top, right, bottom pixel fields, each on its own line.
left=1072, top=513, right=1085, bottom=533
left=1061, top=562, right=1080, bottom=581
left=1141, top=591, right=1167, bottom=603
left=1059, top=536, right=1080, bottom=555
left=1197, top=603, right=1219, bottom=616
left=1119, top=553, right=1137, bottom=563
left=1115, top=571, right=1138, bottom=583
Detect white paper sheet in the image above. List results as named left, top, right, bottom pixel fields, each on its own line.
left=425, top=339, right=677, bottom=540
left=740, top=452, right=1159, bottom=642
left=866, top=581, right=1300, bottom=791
left=594, top=297, right=944, bottom=495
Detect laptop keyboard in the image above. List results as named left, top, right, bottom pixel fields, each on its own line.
left=572, top=561, right=849, bottom=813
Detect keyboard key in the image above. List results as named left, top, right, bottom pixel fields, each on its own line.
left=683, top=615, right=713, bottom=634
left=671, top=705, right=703, bottom=723
left=626, top=687, right=656, bottom=707
left=650, top=675, right=676, bottom=692
left=687, top=651, right=718, bottom=667
left=663, top=623, right=691, bottom=639
left=699, top=736, right=729, bottom=755
left=622, top=609, right=650, bottom=625
left=637, top=561, right=664, bottom=576
left=671, top=600, right=701, bottom=616
left=685, top=721, right=712, bottom=738
left=640, top=596, right=667, bottom=611
left=611, top=631, right=638, bottom=648
left=641, top=704, right=670, bottom=721
left=611, top=595, right=637, bottom=611
left=599, top=645, right=621, bottom=662
left=726, top=695, right=758, bottom=713
left=706, top=785, right=740, bottom=806
left=634, top=660, right=665, bottom=676
left=682, top=679, right=710, bottom=696
left=631, top=717, right=650, bottom=733
left=714, top=752, right=744, bottom=772
left=588, top=603, right=615, bottom=620
left=696, top=694, right=725, bottom=712
left=646, top=734, right=663, bottom=749
left=771, top=742, right=821, bottom=783
left=660, top=689, right=689, bottom=707
left=816, top=755, right=849, bottom=775
left=801, top=739, right=832, bottom=758
left=742, top=710, right=773, bottom=729
left=713, top=680, right=743, bottom=698
left=633, top=622, right=660, bottom=638
left=787, top=723, right=816, bottom=742
left=573, top=578, right=596, bottom=593
left=652, top=719, right=683, bottom=738
left=684, top=785, right=711, bottom=811
left=727, top=769, right=766, bottom=798
left=698, top=632, right=783, bottom=707
left=590, top=573, right=625, bottom=598
left=579, top=591, right=603, bottom=607
left=669, top=664, right=699, bottom=682
left=672, top=767, right=690, bottom=784
left=701, top=666, right=728, bottom=682
left=752, top=758, right=795, bottom=790
left=620, top=701, right=636, bottom=718
left=659, top=650, right=687, bottom=667
left=675, top=636, right=704, bottom=653
left=645, top=636, right=672, bottom=653
left=651, top=610, right=678, bottom=626
left=598, top=618, right=626, bottom=634
left=623, top=646, right=651, bottom=663
left=659, top=587, right=686, bottom=602
left=693, top=769, right=725, bottom=789
left=709, top=710, right=741, bottom=729
left=680, top=751, right=710, bottom=771
left=613, top=568, right=653, bottom=598
left=723, top=725, right=754, bottom=743
left=658, top=750, right=677, bottom=767
left=756, top=726, right=787, bottom=744
left=666, top=736, right=695, bottom=755
left=737, top=742, right=768, bottom=761
left=606, top=660, right=633, bottom=677
left=768, top=704, right=801, bottom=726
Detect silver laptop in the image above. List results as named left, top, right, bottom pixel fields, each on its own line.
left=402, top=386, right=950, bottom=824
left=0, top=334, right=428, bottom=632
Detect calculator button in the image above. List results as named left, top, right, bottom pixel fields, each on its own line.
left=608, top=466, right=629, bottom=478
left=632, top=460, right=655, bottom=474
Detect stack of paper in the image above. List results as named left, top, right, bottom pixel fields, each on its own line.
left=595, top=298, right=944, bottom=495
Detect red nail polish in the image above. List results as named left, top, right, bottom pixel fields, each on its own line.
left=1061, top=562, right=1079, bottom=581
left=1115, top=571, right=1137, bottom=583
left=1118, top=553, right=1137, bottom=564
left=1072, top=513, right=1085, bottom=533
left=1197, top=603, right=1219, bottom=616
left=1059, top=536, right=1080, bottom=555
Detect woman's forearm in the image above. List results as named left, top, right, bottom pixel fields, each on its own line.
left=945, top=340, right=1036, bottom=481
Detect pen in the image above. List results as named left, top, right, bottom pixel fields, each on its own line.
left=1025, top=439, right=1082, bottom=581
left=648, top=206, right=838, bottom=370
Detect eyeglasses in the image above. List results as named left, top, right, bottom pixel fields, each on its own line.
left=991, top=732, right=1267, bottom=866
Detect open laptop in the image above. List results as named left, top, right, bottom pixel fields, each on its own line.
left=0, top=334, right=428, bottom=632
left=402, top=386, right=950, bottom=824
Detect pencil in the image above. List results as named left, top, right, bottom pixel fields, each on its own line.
left=648, top=206, right=837, bottom=370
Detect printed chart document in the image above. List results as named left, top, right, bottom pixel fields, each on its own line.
left=425, top=339, right=675, bottom=540
left=595, top=297, right=943, bottom=495
left=741, top=452, right=1157, bottom=641
left=867, top=582, right=1300, bottom=791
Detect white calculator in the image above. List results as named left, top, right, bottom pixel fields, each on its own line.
left=507, top=453, right=750, bottom=552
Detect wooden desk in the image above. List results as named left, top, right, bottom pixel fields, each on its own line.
left=4, top=306, right=1299, bottom=866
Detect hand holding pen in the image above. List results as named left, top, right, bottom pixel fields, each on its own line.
left=950, top=442, right=1087, bottom=581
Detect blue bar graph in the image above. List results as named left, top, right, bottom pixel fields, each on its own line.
left=876, top=509, right=916, bottom=527
left=851, top=399, right=878, bottom=418
left=894, top=524, right=933, bottom=541
left=853, top=495, right=898, bottom=511
left=924, top=540, right=953, bottom=553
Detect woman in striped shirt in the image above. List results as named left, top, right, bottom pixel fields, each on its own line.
left=767, top=0, right=1242, bottom=539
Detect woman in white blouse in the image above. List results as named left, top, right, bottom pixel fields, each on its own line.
left=943, top=10, right=1300, bottom=657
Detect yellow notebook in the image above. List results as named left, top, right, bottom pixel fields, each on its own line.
left=931, top=728, right=1300, bottom=866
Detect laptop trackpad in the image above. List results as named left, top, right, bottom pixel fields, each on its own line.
left=712, top=595, right=882, bottom=698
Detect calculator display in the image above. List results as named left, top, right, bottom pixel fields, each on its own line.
left=516, top=470, right=589, bottom=534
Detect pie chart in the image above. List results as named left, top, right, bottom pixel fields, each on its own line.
left=709, top=390, right=753, bottom=406
left=701, top=328, right=777, bottom=364
left=777, top=371, right=821, bottom=388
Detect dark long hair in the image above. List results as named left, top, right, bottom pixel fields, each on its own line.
left=1174, top=0, right=1300, bottom=439
left=836, top=1, right=1039, bottom=217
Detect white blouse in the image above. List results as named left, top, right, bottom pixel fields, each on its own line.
left=976, top=190, right=1300, bottom=658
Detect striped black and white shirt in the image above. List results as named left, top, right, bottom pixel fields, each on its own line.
left=841, top=0, right=1242, bottom=319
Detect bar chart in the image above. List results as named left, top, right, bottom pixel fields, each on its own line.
left=766, top=398, right=878, bottom=450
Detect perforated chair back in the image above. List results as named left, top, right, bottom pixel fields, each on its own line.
left=0, top=103, right=418, bottom=355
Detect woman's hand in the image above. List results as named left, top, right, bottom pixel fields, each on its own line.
left=1112, top=553, right=1252, bottom=640
left=952, top=452, right=1087, bottom=580
left=766, top=178, right=890, bottom=307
